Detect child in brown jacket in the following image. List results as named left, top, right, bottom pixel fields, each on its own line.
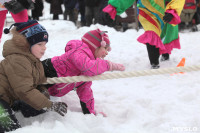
left=0, top=20, right=67, bottom=132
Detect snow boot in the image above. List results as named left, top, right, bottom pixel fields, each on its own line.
left=80, top=101, right=90, bottom=114
left=151, top=64, right=160, bottom=69
left=160, top=53, right=170, bottom=61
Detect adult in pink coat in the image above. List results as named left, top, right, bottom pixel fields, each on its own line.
left=42, top=29, right=125, bottom=115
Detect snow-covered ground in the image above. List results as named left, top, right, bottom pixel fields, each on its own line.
left=1, top=2, right=200, bottom=133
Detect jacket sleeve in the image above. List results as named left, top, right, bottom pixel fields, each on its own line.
left=108, top=0, right=136, bottom=15
left=165, top=0, right=185, bottom=25
left=2, top=55, right=52, bottom=110
left=165, top=0, right=185, bottom=16
left=71, top=50, right=110, bottom=76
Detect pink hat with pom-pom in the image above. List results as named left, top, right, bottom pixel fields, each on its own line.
left=81, top=29, right=111, bottom=54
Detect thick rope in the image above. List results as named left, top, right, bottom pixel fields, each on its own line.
left=44, top=65, right=200, bottom=84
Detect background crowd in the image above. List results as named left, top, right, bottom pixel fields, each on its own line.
left=2, top=0, right=200, bottom=32
left=30, top=0, right=200, bottom=31
left=30, top=0, right=115, bottom=27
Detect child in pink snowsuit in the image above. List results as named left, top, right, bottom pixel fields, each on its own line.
left=42, top=29, right=125, bottom=115
left=0, top=0, right=28, bottom=43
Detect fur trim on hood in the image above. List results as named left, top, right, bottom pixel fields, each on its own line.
left=10, top=27, right=30, bottom=52
left=2, top=27, right=33, bottom=58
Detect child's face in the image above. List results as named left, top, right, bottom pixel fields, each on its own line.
left=94, top=46, right=110, bottom=59
left=31, top=41, right=47, bottom=59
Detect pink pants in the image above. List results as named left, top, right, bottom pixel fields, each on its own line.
left=48, top=81, right=95, bottom=114
left=0, top=10, right=28, bottom=43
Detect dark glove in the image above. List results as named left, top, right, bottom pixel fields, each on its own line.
left=49, top=102, right=68, bottom=116
left=4, top=0, right=25, bottom=14
left=99, top=11, right=114, bottom=26
left=163, top=13, right=173, bottom=23
left=17, top=0, right=34, bottom=9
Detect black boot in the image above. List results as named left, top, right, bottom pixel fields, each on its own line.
left=80, top=101, right=90, bottom=114
left=161, top=53, right=170, bottom=61
left=146, top=43, right=160, bottom=69
left=151, top=64, right=160, bottom=69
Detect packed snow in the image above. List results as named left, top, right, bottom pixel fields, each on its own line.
left=1, top=2, right=200, bottom=133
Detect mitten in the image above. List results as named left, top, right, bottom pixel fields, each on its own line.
left=163, top=13, right=173, bottom=23
left=17, top=0, right=34, bottom=9
left=48, top=102, right=68, bottom=116
left=108, top=61, right=125, bottom=71
left=3, top=0, right=25, bottom=14
left=99, top=11, right=114, bottom=25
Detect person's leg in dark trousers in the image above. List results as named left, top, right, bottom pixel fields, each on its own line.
left=0, top=99, right=21, bottom=132
left=146, top=43, right=160, bottom=69
left=53, top=14, right=59, bottom=20
left=78, top=0, right=86, bottom=26
left=69, top=9, right=76, bottom=24
left=11, top=101, right=46, bottom=118
left=85, top=6, right=93, bottom=26
left=63, top=4, right=69, bottom=20
left=93, top=6, right=100, bottom=24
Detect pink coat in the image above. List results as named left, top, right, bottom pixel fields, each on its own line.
left=48, top=40, right=110, bottom=114
left=52, top=40, right=110, bottom=78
